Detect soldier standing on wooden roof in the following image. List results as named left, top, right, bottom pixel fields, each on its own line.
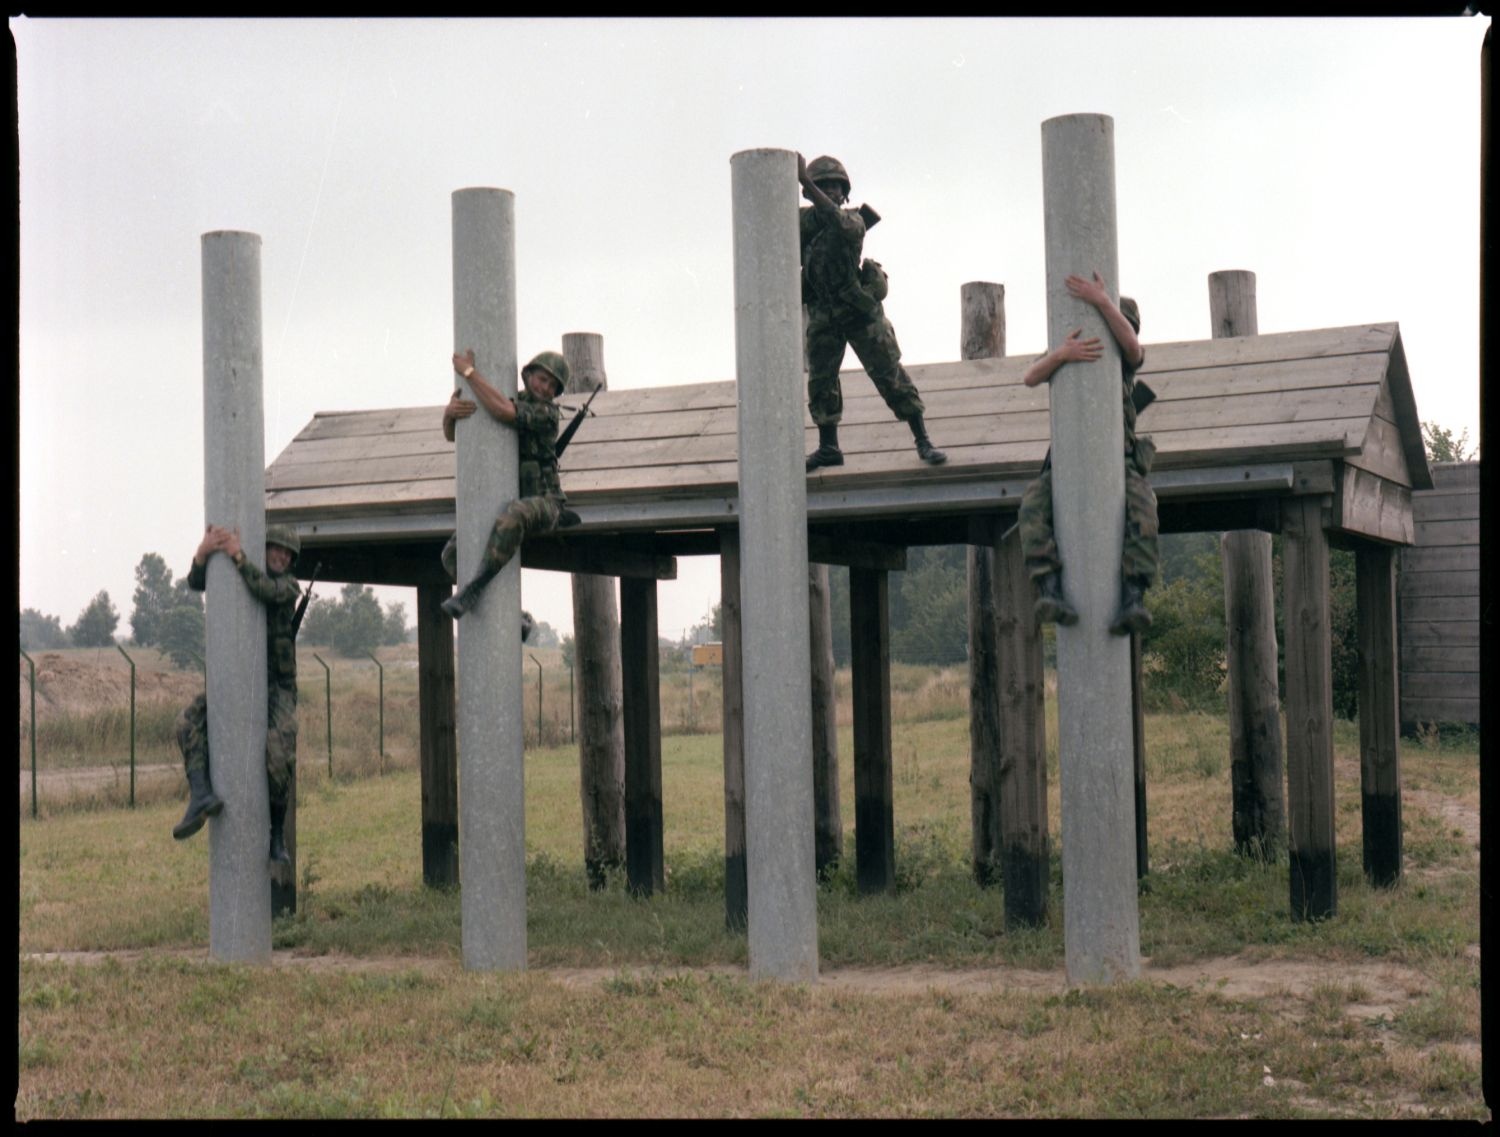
left=439, top=349, right=568, bottom=628
left=1017, top=272, right=1159, bottom=634
left=797, top=153, right=947, bottom=472
left=171, top=523, right=302, bottom=866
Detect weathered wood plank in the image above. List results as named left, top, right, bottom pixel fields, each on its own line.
left=1400, top=545, right=1479, bottom=574
left=1398, top=570, right=1479, bottom=599
left=1136, top=323, right=1395, bottom=372
left=621, top=576, right=664, bottom=898
left=1400, top=696, right=1481, bottom=726
left=1223, top=529, right=1285, bottom=860
left=1400, top=671, right=1481, bottom=700
left=1410, top=491, right=1480, bottom=522
left=1412, top=518, right=1480, bottom=546
left=1400, top=595, right=1480, bottom=623
left=850, top=567, right=895, bottom=895
left=1399, top=619, right=1480, bottom=647
left=1426, top=462, right=1480, bottom=490
left=1356, top=547, right=1401, bottom=887
left=1346, top=412, right=1411, bottom=486
left=1399, top=644, right=1479, bottom=673
left=1332, top=466, right=1413, bottom=545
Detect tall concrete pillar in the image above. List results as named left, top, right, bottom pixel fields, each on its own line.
left=562, top=332, right=626, bottom=890
left=731, top=148, right=818, bottom=983
left=1041, top=114, right=1140, bottom=984
left=451, top=188, right=525, bottom=970
left=200, top=230, right=271, bottom=963
left=1211, top=270, right=1286, bottom=860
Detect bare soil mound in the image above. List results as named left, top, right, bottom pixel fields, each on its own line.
left=20, top=650, right=203, bottom=722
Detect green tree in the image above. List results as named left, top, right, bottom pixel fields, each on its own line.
left=331, top=583, right=384, bottom=658
left=381, top=601, right=409, bottom=646
left=298, top=595, right=340, bottom=646
left=891, top=546, right=968, bottom=664
left=158, top=603, right=205, bottom=669
left=529, top=620, right=559, bottom=648
left=19, top=608, right=68, bottom=650
left=68, top=591, right=120, bottom=647
left=129, top=552, right=175, bottom=646
left=1421, top=420, right=1476, bottom=463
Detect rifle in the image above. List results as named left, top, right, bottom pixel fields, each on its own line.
left=857, top=203, right=881, bottom=230
left=555, top=384, right=602, bottom=459
left=291, top=561, right=322, bottom=638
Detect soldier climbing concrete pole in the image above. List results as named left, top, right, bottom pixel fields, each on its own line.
left=1211, top=270, right=1287, bottom=860
left=731, top=148, right=818, bottom=982
left=1041, top=114, right=1141, bottom=985
left=200, top=230, right=272, bottom=963
left=561, top=332, right=627, bottom=891
left=451, top=188, right=526, bottom=970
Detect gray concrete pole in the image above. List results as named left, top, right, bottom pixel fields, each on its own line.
left=452, top=188, right=525, bottom=971
left=731, top=148, right=818, bottom=983
left=1210, top=271, right=1287, bottom=860
left=200, top=230, right=271, bottom=963
left=1040, top=114, right=1140, bottom=985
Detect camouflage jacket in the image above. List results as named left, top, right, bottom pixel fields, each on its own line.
left=188, top=554, right=301, bottom=689
left=799, top=204, right=878, bottom=320
left=514, top=388, right=564, bottom=500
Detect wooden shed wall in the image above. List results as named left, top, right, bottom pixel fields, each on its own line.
left=1398, top=461, right=1479, bottom=727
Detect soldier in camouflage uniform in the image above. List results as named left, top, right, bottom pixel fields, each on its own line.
left=172, top=523, right=302, bottom=865
left=1017, top=272, right=1158, bottom=635
left=440, top=349, right=568, bottom=622
left=797, top=154, right=947, bottom=472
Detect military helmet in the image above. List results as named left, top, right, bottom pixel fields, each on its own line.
left=806, top=155, right=851, bottom=196
left=265, top=524, right=301, bottom=557
left=1119, top=296, right=1141, bottom=334
left=522, top=350, right=569, bottom=396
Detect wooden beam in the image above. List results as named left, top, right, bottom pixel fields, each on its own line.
left=294, top=544, right=450, bottom=588
left=521, top=539, right=677, bottom=580
left=1357, top=545, right=1402, bottom=887
left=850, top=567, right=895, bottom=895
left=416, top=583, right=458, bottom=887
left=1332, top=465, right=1414, bottom=546
left=1158, top=497, right=1281, bottom=535
left=807, top=534, right=907, bottom=571
left=621, top=576, right=664, bottom=898
left=719, top=528, right=747, bottom=929
left=1282, top=495, right=1337, bottom=921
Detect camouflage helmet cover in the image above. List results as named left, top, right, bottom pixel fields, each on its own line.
left=522, top=351, right=570, bottom=395
left=1119, top=296, right=1141, bottom=334
left=806, top=155, right=851, bottom=196
left=265, top=524, right=301, bottom=557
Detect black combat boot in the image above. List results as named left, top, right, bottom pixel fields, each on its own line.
left=1109, top=577, right=1153, bottom=636
left=441, top=566, right=499, bottom=620
left=1033, top=571, right=1079, bottom=627
left=806, top=423, right=844, bottom=471
left=172, top=767, right=224, bottom=841
left=909, top=416, right=947, bottom=465
left=268, top=798, right=290, bottom=865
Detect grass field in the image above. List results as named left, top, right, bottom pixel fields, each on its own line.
left=17, top=650, right=1486, bottom=1119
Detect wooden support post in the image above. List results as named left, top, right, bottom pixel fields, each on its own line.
left=962, top=281, right=1006, bottom=886
left=621, top=575, right=664, bottom=897
left=1210, top=269, right=1286, bottom=860
left=417, top=583, right=459, bottom=887
left=1282, top=495, right=1337, bottom=921
left=563, top=332, right=626, bottom=891
left=809, top=562, right=842, bottom=879
left=850, top=567, right=894, bottom=894
left=720, top=527, right=748, bottom=928
left=995, top=525, right=1049, bottom=928
left=1357, top=545, right=1402, bottom=887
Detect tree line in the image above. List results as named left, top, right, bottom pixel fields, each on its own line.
left=19, top=553, right=413, bottom=663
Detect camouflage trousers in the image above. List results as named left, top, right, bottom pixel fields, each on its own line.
left=1018, top=460, right=1159, bottom=587
left=442, top=494, right=563, bottom=582
left=177, top=685, right=298, bottom=806
left=805, top=306, right=926, bottom=427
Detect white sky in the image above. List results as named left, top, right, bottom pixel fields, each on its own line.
left=14, top=16, right=1488, bottom=642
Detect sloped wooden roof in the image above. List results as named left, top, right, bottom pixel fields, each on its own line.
left=266, top=322, right=1430, bottom=540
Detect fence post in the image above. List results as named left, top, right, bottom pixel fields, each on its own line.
left=529, top=654, right=543, bottom=747
left=20, top=649, right=36, bottom=820
left=116, top=644, right=137, bottom=807
left=366, top=651, right=385, bottom=774
left=313, top=653, right=332, bottom=777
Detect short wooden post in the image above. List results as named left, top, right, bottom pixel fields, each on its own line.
left=621, top=575, right=664, bottom=897
left=850, top=566, right=894, bottom=894
left=1357, top=545, right=1402, bottom=887
left=563, top=332, right=627, bottom=890
left=417, top=583, right=459, bottom=886
left=720, top=527, right=748, bottom=928
left=1211, top=269, right=1286, bottom=860
left=962, top=281, right=1006, bottom=886
left=1282, top=495, right=1336, bottom=920
left=996, top=525, right=1049, bottom=928
left=809, top=563, right=843, bottom=878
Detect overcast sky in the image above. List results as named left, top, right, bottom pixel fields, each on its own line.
left=14, top=16, right=1487, bottom=643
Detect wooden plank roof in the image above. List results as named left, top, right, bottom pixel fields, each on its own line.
left=266, top=322, right=1431, bottom=539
